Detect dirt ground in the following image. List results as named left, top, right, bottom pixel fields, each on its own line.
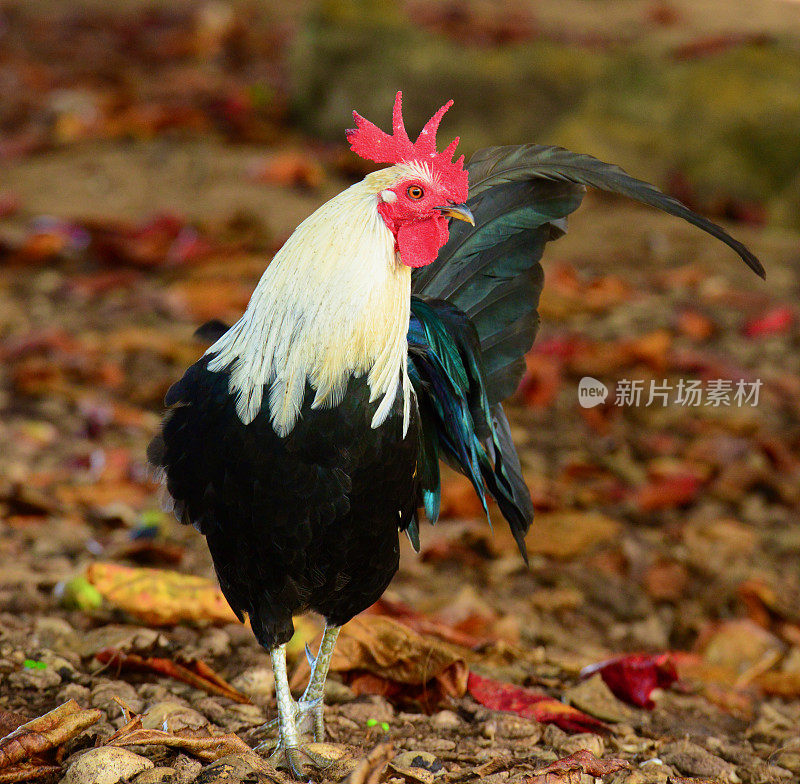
left=1, top=3, right=800, bottom=784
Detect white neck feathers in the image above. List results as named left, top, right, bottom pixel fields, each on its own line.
left=206, top=174, right=412, bottom=438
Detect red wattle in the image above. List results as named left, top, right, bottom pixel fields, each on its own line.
left=396, top=217, right=449, bottom=268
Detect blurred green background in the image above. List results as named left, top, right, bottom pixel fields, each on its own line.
left=3, top=0, right=800, bottom=228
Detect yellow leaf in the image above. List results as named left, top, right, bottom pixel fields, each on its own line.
left=85, top=563, right=240, bottom=626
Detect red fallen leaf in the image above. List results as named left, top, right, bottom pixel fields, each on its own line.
left=672, top=33, right=774, bottom=61
left=525, top=749, right=631, bottom=782
left=742, top=306, right=794, bottom=338
left=634, top=472, right=701, bottom=512
left=647, top=2, right=681, bottom=26
left=467, top=672, right=609, bottom=734
left=518, top=353, right=562, bottom=408
left=718, top=197, right=768, bottom=228
left=0, top=192, right=20, bottom=218
left=534, top=335, right=585, bottom=363
left=95, top=650, right=250, bottom=704
left=580, top=653, right=677, bottom=709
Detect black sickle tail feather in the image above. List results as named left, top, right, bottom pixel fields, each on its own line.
left=414, top=143, right=764, bottom=406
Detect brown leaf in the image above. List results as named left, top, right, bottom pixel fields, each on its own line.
left=634, top=472, right=702, bottom=512
left=365, top=597, right=491, bottom=648
left=0, top=714, right=27, bottom=741
left=527, top=512, right=621, bottom=559
left=666, top=778, right=720, bottom=784
left=0, top=763, right=62, bottom=783
left=294, top=616, right=467, bottom=712
left=675, top=309, right=715, bottom=341
left=95, top=650, right=251, bottom=704
left=643, top=560, right=689, bottom=602
left=525, top=750, right=630, bottom=782
left=0, top=701, right=102, bottom=771
left=248, top=151, right=325, bottom=189
left=107, top=713, right=257, bottom=763
left=345, top=743, right=394, bottom=784
left=438, top=474, right=486, bottom=520
left=84, top=562, right=240, bottom=626
left=169, top=278, right=253, bottom=322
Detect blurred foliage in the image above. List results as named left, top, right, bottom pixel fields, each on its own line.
left=291, top=0, right=800, bottom=227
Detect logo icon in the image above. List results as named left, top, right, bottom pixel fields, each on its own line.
left=578, top=377, right=608, bottom=408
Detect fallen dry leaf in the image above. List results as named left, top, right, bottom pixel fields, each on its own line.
left=525, top=749, right=630, bottom=782
left=580, top=653, right=677, bottom=709
left=107, top=712, right=256, bottom=763
left=0, top=700, right=102, bottom=771
left=95, top=650, right=251, bottom=704
left=634, top=472, right=702, bottom=512
left=365, top=597, right=491, bottom=648
left=293, top=615, right=468, bottom=712
left=467, top=672, right=609, bottom=734
left=527, top=512, right=621, bottom=559
left=84, top=562, right=240, bottom=626
left=519, top=353, right=562, bottom=408
left=742, top=305, right=794, bottom=338
left=248, top=150, right=325, bottom=189
left=0, top=763, right=62, bottom=783
left=345, top=743, right=394, bottom=784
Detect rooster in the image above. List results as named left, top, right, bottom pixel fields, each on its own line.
left=149, top=92, right=764, bottom=776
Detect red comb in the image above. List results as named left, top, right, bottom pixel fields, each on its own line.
left=347, top=91, right=468, bottom=202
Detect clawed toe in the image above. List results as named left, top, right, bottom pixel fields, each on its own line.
left=263, top=741, right=334, bottom=779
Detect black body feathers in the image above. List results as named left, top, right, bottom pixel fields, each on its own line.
left=149, top=359, right=418, bottom=648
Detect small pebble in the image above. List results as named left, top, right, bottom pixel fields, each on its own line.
left=339, top=695, right=394, bottom=725
left=194, top=697, right=230, bottom=726
left=324, top=678, right=356, bottom=704
left=142, top=701, right=208, bottom=732
left=192, top=754, right=270, bottom=784
left=61, top=747, right=153, bottom=784
left=8, top=666, right=62, bottom=690
left=230, top=665, right=274, bottom=704
left=173, top=755, right=203, bottom=784
left=430, top=710, right=460, bottom=730
left=199, top=627, right=231, bottom=657
left=391, top=750, right=444, bottom=782
left=132, top=768, right=176, bottom=784
left=227, top=702, right=266, bottom=727
left=558, top=732, right=604, bottom=757
left=91, top=680, right=144, bottom=717
left=496, top=715, right=541, bottom=741
left=33, top=616, right=78, bottom=651
left=660, top=739, right=739, bottom=782
left=563, top=674, right=636, bottom=723
left=59, top=683, right=92, bottom=704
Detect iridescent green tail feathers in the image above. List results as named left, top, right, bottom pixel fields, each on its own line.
left=407, top=298, right=533, bottom=561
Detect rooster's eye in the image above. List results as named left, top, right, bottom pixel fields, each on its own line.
left=407, top=185, right=424, bottom=200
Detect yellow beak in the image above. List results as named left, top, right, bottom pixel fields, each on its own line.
left=436, top=203, right=475, bottom=226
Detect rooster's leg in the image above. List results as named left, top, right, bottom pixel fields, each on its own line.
left=256, top=641, right=336, bottom=778
left=257, top=643, right=325, bottom=777
left=298, top=623, right=340, bottom=741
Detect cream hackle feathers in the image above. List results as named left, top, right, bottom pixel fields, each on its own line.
left=206, top=168, right=415, bottom=438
